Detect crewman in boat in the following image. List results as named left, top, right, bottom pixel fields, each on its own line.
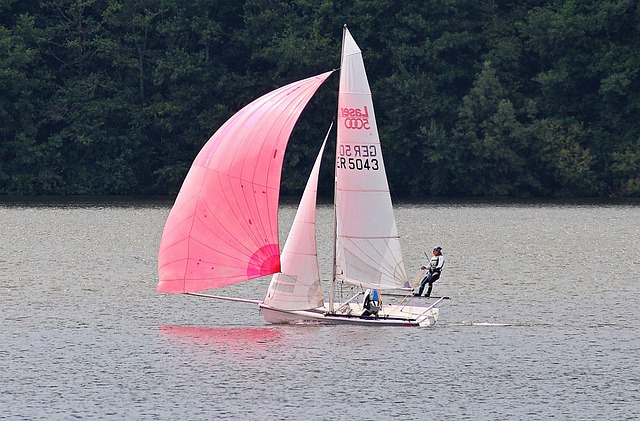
left=361, top=289, right=381, bottom=317
left=413, top=246, right=445, bottom=297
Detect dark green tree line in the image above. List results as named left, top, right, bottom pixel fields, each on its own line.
left=1, top=0, right=639, bottom=196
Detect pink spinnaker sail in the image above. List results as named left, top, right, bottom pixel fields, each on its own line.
left=158, top=72, right=333, bottom=293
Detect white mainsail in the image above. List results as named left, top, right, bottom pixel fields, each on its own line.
left=334, top=27, right=410, bottom=290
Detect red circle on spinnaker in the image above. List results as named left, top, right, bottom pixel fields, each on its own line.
left=247, top=243, right=281, bottom=278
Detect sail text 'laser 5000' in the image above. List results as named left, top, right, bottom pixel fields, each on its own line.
left=336, top=143, right=380, bottom=171
left=340, top=106, right=370, bottom=130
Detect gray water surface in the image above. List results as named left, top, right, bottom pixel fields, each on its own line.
left=1, top=198, right=638, bottom=420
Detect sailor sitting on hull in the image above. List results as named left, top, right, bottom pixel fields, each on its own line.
left=361, top=289, right=381, bottom=317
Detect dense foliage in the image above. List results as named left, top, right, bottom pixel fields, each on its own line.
left=1, top=0, right=639, bottom=197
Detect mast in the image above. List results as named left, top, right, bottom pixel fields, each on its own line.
left=329, top=25, right=348, bottom=313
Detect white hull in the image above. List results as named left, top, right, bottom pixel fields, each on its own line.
left=260, top=302, right=439, bottom=327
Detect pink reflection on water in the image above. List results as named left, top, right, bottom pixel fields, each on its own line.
left=159, top=325, right=284, bottom=361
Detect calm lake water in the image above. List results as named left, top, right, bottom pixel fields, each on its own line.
left=1, top=197, right=639, bottom=420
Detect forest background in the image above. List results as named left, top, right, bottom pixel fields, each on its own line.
left=2, top=0, right=639, bottom=197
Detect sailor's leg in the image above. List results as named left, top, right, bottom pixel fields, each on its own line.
left=425, top=273, right=440, bottom=297
left=414, top=274, right=430, bottom=295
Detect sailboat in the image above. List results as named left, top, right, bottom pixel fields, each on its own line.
left=158, top=26, right=447, bottom=327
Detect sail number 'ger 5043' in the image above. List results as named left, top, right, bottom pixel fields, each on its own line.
left=336, top=144, right=380, bottom=171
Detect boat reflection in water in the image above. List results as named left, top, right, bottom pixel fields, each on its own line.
left=159, top=325, right=284, bottom=360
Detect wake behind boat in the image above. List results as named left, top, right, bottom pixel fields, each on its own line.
left=157, top=26, right=447, bottom=327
